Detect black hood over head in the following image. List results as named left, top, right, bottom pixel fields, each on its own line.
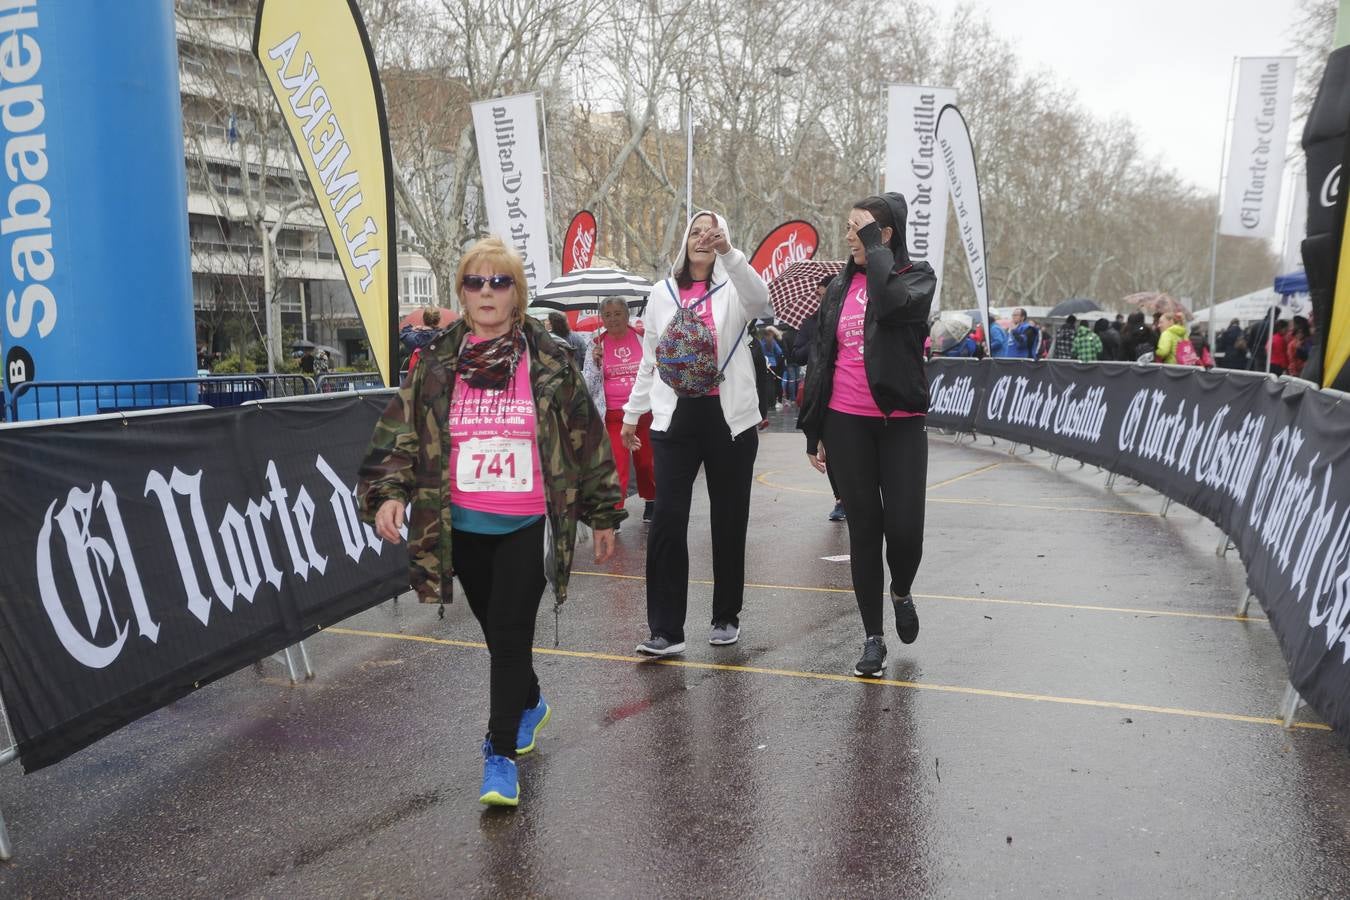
left=843, top=191, right=911, bottom=283
left=879, top=191, right=910, bottom=264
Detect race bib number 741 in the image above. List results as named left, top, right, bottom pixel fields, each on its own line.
left=455, top=437, right=534, bottom=492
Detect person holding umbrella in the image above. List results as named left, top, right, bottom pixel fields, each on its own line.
left=798, top=193, right=936, bottom=678
left=358, top=236, right=624, bottom=807
left=621, top=210, right=773, bottom=656
left=792, top=274, right=847, bottom=521
left=584, top=296, right=656, bottom=524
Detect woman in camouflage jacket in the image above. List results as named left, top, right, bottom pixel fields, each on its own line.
left=358, top=237, right=624, bottom=808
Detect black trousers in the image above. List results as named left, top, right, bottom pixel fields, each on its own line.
left=647, top=396, right=759, bottom=643
left=452, top=519, right=546, bottom=757
left=823, top=410, right=927, bottom=636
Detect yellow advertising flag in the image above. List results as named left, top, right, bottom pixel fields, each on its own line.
left=1328, top=230, right=1350, bottom=388
left=253, top=0, right=397, bottom=386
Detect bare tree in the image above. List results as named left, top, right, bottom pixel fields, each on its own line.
left=358, top=0, right=1281, bottom=314
left=179, top=1, right=319, bottom=368
left=370, top=0, right=607, bottom=295
left=1290, top=0, right=1338, bottom=127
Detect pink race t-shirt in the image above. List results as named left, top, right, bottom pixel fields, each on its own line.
left=448, top=342, right=546, bottom=516
left=678, top=280, right=720, bottom=396
left=828, top=272, right=921, bottom=418
left=601, top=328, right=643, bottom=410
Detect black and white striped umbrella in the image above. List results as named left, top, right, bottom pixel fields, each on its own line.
left=532, top=267, right=654, bottom=311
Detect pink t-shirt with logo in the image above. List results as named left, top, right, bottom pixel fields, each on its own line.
left=448, top=341, right=546, bottom=516
left=678, top=280, right=720, bottom=396
left=601, top=328, right=643, bottom=410
left=828, top=271, right=921, bottom=418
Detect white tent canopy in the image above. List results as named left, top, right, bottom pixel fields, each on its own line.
left=1193, top=288, right=1310, bottom=325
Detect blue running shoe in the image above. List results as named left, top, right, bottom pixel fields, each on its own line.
left=516, top=697, right=551, bottom=755
left=479, top=739, right=519, bottom=807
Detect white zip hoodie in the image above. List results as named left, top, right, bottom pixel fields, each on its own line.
left=623, top=212, right=773, bottom=436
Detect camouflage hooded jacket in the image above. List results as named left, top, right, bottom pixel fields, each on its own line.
left=357, top=316, right=626, bottom=606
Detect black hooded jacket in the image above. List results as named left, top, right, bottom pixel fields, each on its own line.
left=796, top=192, right=936, bottom=452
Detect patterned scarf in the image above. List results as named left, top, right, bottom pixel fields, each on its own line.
left=456, top=328, right=525, bottom=390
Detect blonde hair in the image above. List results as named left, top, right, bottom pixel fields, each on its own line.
left=455, top=236, right=529, bottom=329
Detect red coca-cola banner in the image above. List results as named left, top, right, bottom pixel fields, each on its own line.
left=749, top=219, right=818, bottom=283
left=562, top=210, right=598, bottom=274
left=567, top=309, right=604, bottom=332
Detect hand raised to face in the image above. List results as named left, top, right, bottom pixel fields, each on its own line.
left=846, top=209, right=876, bottom=234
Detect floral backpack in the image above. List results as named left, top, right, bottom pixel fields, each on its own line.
left=654, top=280, right=739, bottom=397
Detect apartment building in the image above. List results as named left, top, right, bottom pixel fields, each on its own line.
left=176, top=0, right=439, bottom=368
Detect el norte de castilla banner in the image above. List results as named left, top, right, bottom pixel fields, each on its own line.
left=4, top=366, right=1350, bottom=773
left=472, top=93, right=553, bottom=296
left=886, top=84, right=956, bottom=308
left=935, top=104, right=991, bottom=349
left=924, top=357, right=1350, bottom=736
left=1221, top=57, right=1296, bottom=240
left=253, top=0, right=398, bottom=387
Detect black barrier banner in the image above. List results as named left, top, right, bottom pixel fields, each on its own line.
left=926, top=358, right=1350, bottom=736
left=0, top=394, right=407, bottom=771
left=923, top=357, right=983, bottom=434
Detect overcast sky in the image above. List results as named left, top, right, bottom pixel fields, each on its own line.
left=944, top=0, right=1311, bottom=192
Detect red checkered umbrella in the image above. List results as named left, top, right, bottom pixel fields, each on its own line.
left=768, top=260, right=846, bottom=329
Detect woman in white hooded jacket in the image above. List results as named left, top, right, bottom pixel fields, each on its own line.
left=622, top=211, right=772, bottom=657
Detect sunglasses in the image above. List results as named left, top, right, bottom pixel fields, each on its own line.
left=461, top=274, right=515, bottom=291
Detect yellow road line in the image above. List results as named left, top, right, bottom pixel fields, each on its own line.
left=754, top=471, right=833, bottom=496
left=323, top=626, right=1327, bottom=732
left=928, top=496, right=1160, bottom=517
left=570, top=570, right=1268, bottom=625
left=927, top=462, right=1002, bottom=490
left=755, top=470, right=1159, bottom=516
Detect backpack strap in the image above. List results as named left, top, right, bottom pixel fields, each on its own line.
left=665, top=278, right=726, bottom=310
left=663, top=277, right=742, bottom=381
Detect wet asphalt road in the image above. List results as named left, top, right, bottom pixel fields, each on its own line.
left=3, top=410, right=1350, bottom=898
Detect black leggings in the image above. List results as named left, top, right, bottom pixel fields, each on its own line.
left=823, top=410, right=927, bottom=636
left=452, top=519, right=546, bottom=757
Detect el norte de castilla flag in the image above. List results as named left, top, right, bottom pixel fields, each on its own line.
left=253, top=0, right=398, bottom=386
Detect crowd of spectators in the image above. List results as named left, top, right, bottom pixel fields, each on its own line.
left=924, top=306, right=1315, bottom=378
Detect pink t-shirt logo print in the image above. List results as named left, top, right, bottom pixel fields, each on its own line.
left=828, top=271, right=919, bottom=418
left=448, top=357, right=547, bottom=516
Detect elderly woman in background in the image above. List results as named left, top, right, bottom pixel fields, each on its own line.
left=358, top=236, right=624, bottom=808
left=584, top=296, right=656, bottom=524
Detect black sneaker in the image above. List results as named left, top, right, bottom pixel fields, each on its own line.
left=893, top=592, right=919, bottom=644
left=853, top=635, right=887, bottom=677
left=642, top=501, right=655, bottom=523
left=828, top=501, right=846, bottom=522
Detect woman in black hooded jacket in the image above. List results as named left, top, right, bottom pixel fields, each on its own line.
left=797, top=193, right=936, bottom=678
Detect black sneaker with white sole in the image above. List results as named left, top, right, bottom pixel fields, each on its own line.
left=642, top=501, right=655, bottom=523
left=853, top=635, right=887, bottom=677
left=892, top=592, right=919, bottom=644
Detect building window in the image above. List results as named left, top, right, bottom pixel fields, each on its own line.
left=411, top=271, right=435, bottom=306
left=399, top=269, right=436, bottom=307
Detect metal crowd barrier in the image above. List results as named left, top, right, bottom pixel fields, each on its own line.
left=6, top=374, right=317, bottom=422
left=316, top=372, right=387, bottom=393
left=0, top=395, right=339, bottom=859
left=0, top=687, right=14, bottom=860
left=945, top=358, right=1325, bottom=729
